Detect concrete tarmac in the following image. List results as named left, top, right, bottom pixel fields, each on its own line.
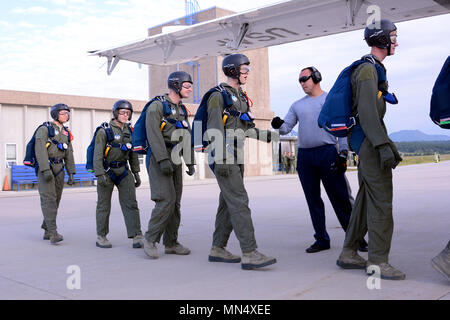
left=0, top=162, right=449, bottom=300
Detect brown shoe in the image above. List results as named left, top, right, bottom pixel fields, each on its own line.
left=241, top=250, right=276, bottom=270
left=431, top=241, right=450, bottom=281
left=143, top=239, right=159, bottom=259
left=43, top=230, right=51, bottom=240
left=336, top=248, right=367, bottom=269
left=96, top=235, right=112, bottom=248
left=367, top=262, right=406, bottom=280
left=50, top=232, right=63, bottom=245
left=132, top=234, right=144, bottom=249
left=208, top=246, right=241, bottom=263
left=165, top=243, right=190, bottom=255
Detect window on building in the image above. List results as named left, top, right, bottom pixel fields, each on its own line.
left=6, top=143, right=17, bottom=168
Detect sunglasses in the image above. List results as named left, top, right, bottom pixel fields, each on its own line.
left=118, top=110, right=131, bottom=116
left=299, top=75, right=312, bottom=83
left=58, top=110, right=70, bottom=115
left=182, top=83, right=193, bottom=89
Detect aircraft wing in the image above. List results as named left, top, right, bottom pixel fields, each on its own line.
left=90, top=0, right=450, bottom=74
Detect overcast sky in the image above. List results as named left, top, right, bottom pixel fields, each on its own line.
left=0, top=0, right=449, bottom=135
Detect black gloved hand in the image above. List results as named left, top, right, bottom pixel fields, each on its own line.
left=378, top=144, right=396, bottom=170
left=390, top=143, right=403, bottom=169
left=133, top=172, right=141, bottom=188
left=159, top=159, right=174, bottom=176
left=97, top=174, right=109, bottom=187
left=42, top=169, right=53, bottom=182
left=67, top=173, right=75, bottom=186
left=271, top=116, right=284, bottom=129
left=186, top=164, right=195, bottom=176
left=331, top=150, right=348, bottom=174
left=214, top=164, right=229, bottom=177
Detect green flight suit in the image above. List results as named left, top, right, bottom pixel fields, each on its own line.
left=344, top=56, right=401, bottom=264
left=289, top=154, right=296, bottom=173
left=94, top=120, right=142, bottom=238
left=145, top=94, right=194, bottom=247
left=281, top=155, right=288, bottom=173
left=207, top=83, right=270, bottom=253
left=35, top=122, right=75, bottom=233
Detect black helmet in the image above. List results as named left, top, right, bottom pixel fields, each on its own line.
left=113, top=99, right=133, bottom=120
left=364, top=19, right=397, bottom=53
left=222, top=54, right=250, bottom=79
left=50, top=103, right=70, bottom=121
left=168, top=71, right=193, bottom=94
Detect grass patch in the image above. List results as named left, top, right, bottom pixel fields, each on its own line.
left=397, top=154, right=450, bottom=166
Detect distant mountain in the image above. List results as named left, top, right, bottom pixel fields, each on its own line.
left=389, top=130, right=450, bottom=142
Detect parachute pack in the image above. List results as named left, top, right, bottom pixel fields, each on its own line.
left=318, top=55, right=398, bottom=154
left=86, top=122, right=115, bottom=172
left=191, top=85, right=254, bottom=152
left=23, top=122, right=72, bottom=168
left=318, top=55, right=397, bottom=138
left=131, top=95, right=188, bottom=158
left=430, top=56, right=450, bottom=129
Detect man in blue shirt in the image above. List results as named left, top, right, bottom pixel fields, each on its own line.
left=272, top=66, right=367, bottom=253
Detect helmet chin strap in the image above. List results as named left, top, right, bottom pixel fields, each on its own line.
left=387, top=42, right=392, bottom=56
left=56, top=116, right=68, bottom=125
left=116, top=117, right=127, bottom=125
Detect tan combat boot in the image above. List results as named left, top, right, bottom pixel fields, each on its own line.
left=132, top=234, right=144, bottom=249
left=431, top=241, right=450, bottom=281
left=43, top=230, right=51, bottom=240
left=50, top=231, right=63, bottom=245
left=96, top=235, right=112, bottom=248
left=208, top=246, right=241, bottom=263
left=336, top=248, right=367, bottom=269
left=143, top=238, right=159, bottom=259
left=366, top=262, right=406, bottom=280
left=241, top=250, right=276, bottom=270
left=165, top=242, right=191, bottom=255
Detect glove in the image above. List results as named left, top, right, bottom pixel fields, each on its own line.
left=390, top=143, right=403, bottom=169
left=97, top=174, right=109, bottom=187
left=42, top=169, right=53, bottom=182
left=186, top=164, right=195, bottom=176
left=271, top=116, right=284, bottom=129
left=159, top=159, right=174, bottom=176
left=214, top=163, right=229, bottom=177
left=67, top=173, right=75, bottom=186
left=133, top=172, right=141, bottom=188
left=378, top=144, right=396, bottom=170
left=331, top=150, right=348, bottom=174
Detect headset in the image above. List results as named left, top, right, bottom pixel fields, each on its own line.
left=307, top=66, right=322, bottom=84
